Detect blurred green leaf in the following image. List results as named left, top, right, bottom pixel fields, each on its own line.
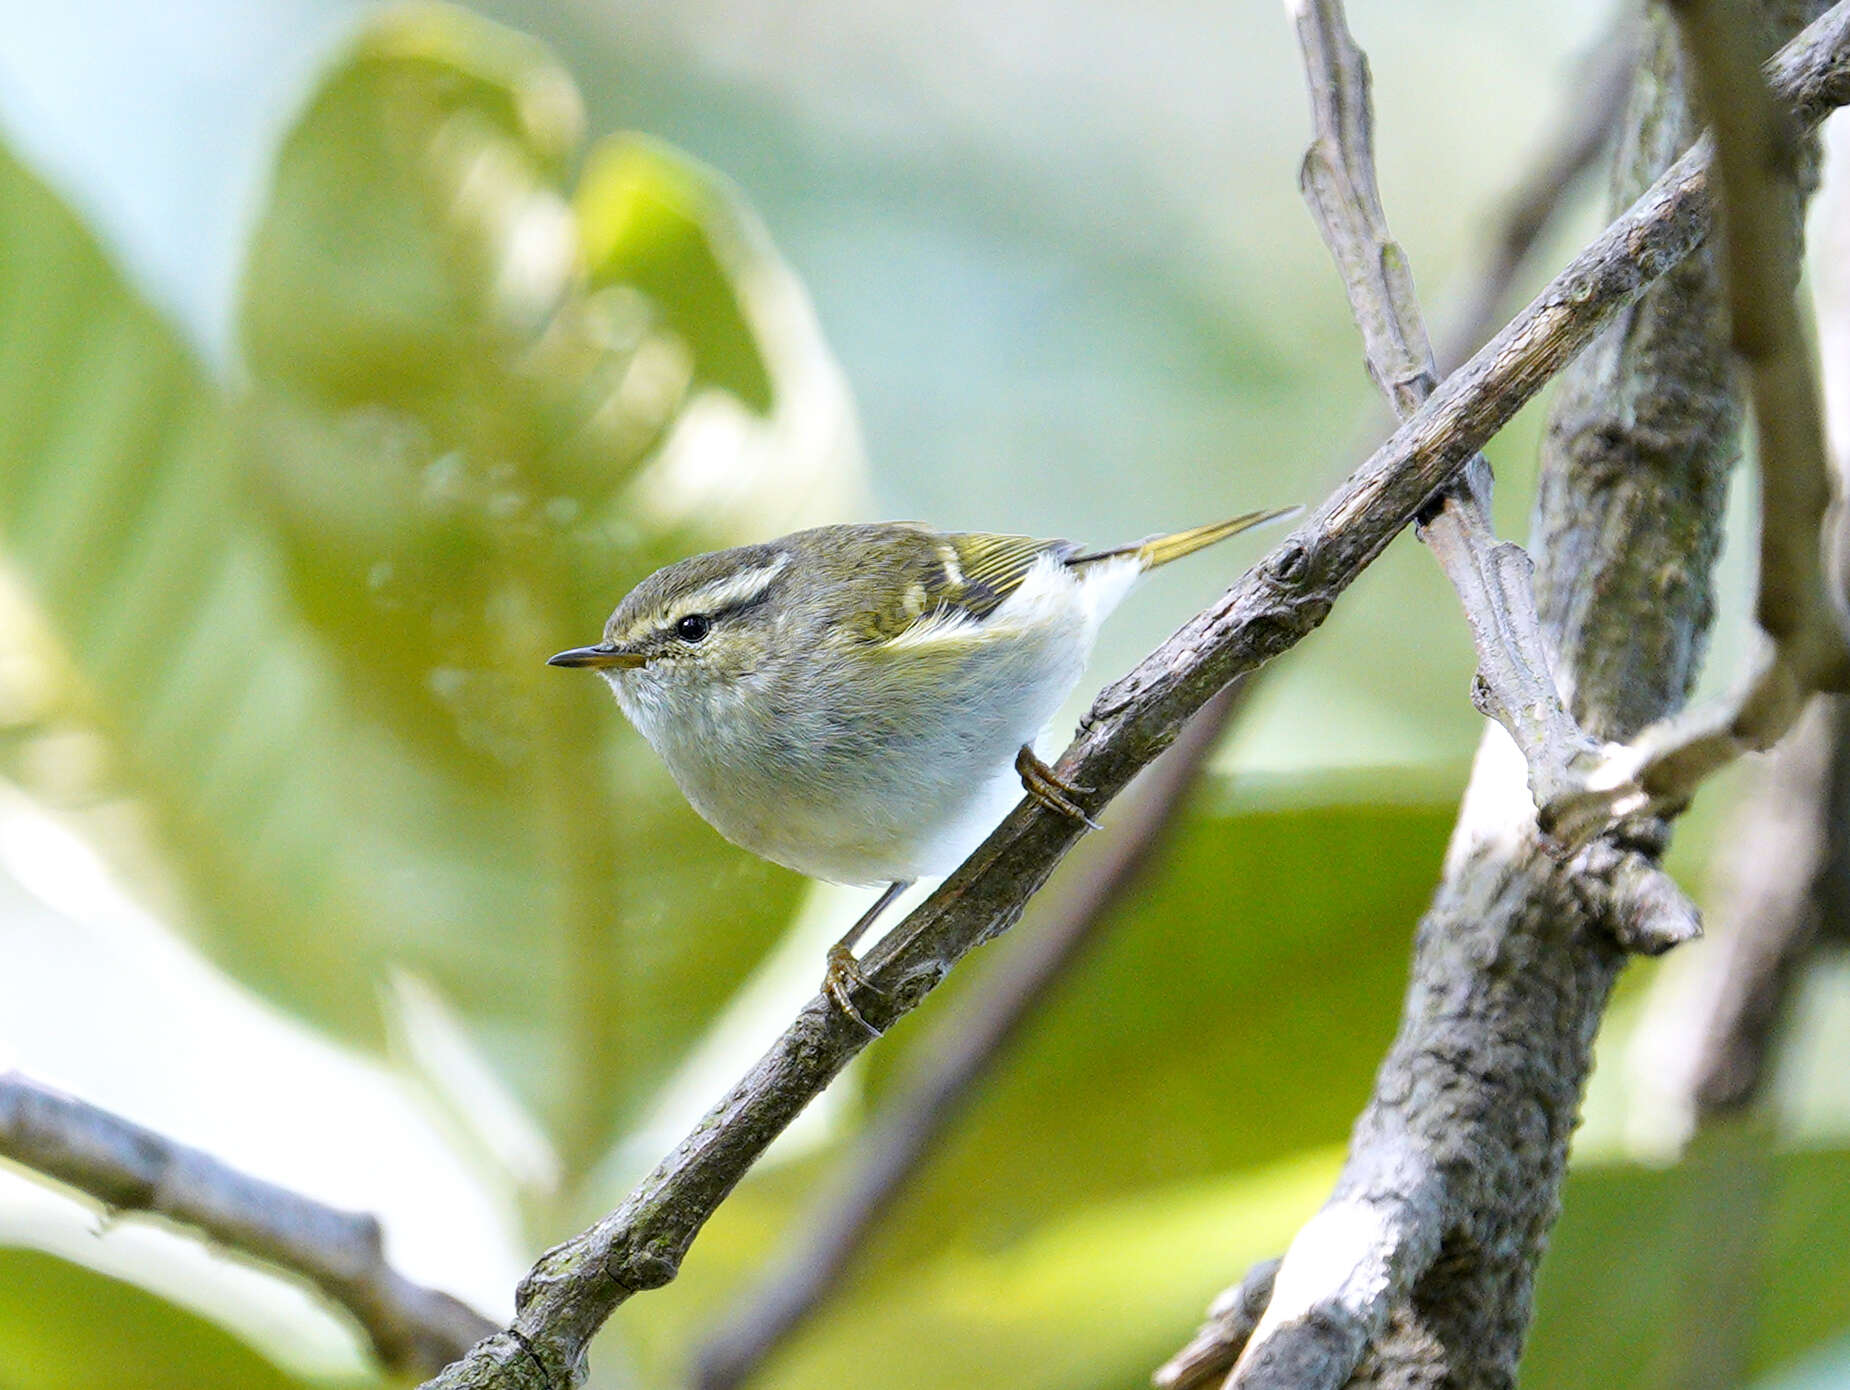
left=0, top=137, right=402, bottom=1039
left=853, top=785, right=1449, bottom=1265
left=237, top=2, right=775, bottom=776
left=233, top=2, right=836, bottom=1170
left=633, top=1139, right=1850, bottom=1390
left=607, top=779, right=1450, bottom=1385
left=1527, top=1139, right=1850, bottom=1389
left=239, top=3, right=584, bottom=409
left=744, top=1151, right=1339, bottom=1390
left=1756, top=1332, right=1850, bottom=1389
left=576, top=133, right=773, bottom=412
left=0, top=0, right=852, bottom=1182
left=0, top=1248, right=377, bottom=1390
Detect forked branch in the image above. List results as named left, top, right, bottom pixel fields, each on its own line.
left=1157, top=2, right=1840, bottom=1386
left=1292, top=0, right=1631, bottom=830
left=1539, top=0, right=1850, bottom=844
left=419, top=6, right=1850, bottom=1385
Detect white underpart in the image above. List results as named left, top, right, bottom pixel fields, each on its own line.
left=865, top=552, right=1143, bottom=880
left=610, top=552, right=1143, bottom=886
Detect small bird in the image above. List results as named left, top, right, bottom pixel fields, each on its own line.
left=550, top=510, right=1290, bottom=1030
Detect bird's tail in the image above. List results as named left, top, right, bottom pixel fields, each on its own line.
left=1068, top=506, right=1299, bottom=571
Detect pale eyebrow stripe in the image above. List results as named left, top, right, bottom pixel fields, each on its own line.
left=671, top=551, right=793, bottom=620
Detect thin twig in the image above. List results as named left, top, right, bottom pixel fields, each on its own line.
left=696, top=76, right=1628, bottom=1363
left=697, top=75, right=1636, bottom=1361
left=1644, top=130, right=1850, bottom=1133
left=1686, top=698, right=1849, bottom=1118
left=1290, top=0, right=1692, bottom=952
left=1291, top=0, right=1613, bottom=822
left=0, top=1070, right=498, bottom=1376
left=1539, top=0, right=1850, bottom=844
left=1157, top=4, right=1835, bottom=1387
left=420, top=10, right=1850, bottom=1385
left=693, top=681, right=1252, bottom=1390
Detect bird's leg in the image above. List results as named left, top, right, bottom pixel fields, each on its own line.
left=824, top=879, right=911, bottom=1037
left=1015, top=744, right=1100, bottom=829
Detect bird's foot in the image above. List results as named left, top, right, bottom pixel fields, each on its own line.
left=1015, top=745, right=1101, bottom=829
left=824, top=943, right=884, bottom=1038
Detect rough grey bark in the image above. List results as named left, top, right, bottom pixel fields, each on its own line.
left=1537, top=0, right=1848, bottom=843
left=1533, top=16, right=1738, bottom=739
left=1163, top=3, right=1828, bottom=1388
left=417, top=7, right=1850, bottom=1386
left=1358, top=3, right=1822, bottom=1382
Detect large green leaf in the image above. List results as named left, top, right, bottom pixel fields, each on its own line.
left=0, top=137, right=399, bottom=1036
left=600, top=780, right=1453, bottom=1385
left=0, top=1248, right=378, bottom=1390
left=576, top=133, right=773, bottom=413
left=748, top=1152, right=1340, bottom=1390
left=849, top=785, right=1452, bottom=1265
left=237, top=2, right=778, bottom=778
left=1526, top=1135, right=1850, bottom=1388
left=1758, top=1334, right=1850, bottom=1389
left=0, top=0, right=857, bottom=1180
left=233, top=4, right=851, bottom=1170
left=618, top=1141, right=1850, bottom=1390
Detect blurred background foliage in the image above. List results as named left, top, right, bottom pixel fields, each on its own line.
left=0, top=1, right=1846, bottom=1388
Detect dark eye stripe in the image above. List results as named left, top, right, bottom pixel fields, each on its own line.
left=661, top=574, right=786, bottom=644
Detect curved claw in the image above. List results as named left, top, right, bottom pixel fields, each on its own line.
left=1015, top=745, right=1101, bottom=830
left=824, top=943, right=884, bottom=1038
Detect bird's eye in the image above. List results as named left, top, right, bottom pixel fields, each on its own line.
left=675, top=613, right=712, bottom=643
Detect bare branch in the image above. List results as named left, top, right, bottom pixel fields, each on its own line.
left=0, top=1070, right=497, bottom=1376
left=1290, top=0, right=1610, bottom=818
left=1641, top=124, right=1850, bottom=1135
left=1163, top=4, right=1834, bottom=1387
left=420, top=8, right=1850, bottom=1386
left=1539, top=0, right=1850, bottom=844
left=1291, top=0, right=1700, bottom=963
left=695, top=87, right=1632, bottom=1355
left=1689, top=699, right=1849, bottom=1116
left=701, top=64, right=1633, bottom=1355
left=695, top=56, right=1639, bottom=1362
left=694, top=680, right=1252, bottom=1390
left=1293, top=0, right=1437, bottom=418
left=724, top=73, right=1642, bottom=1369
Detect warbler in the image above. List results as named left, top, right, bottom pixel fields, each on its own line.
left=550, top=509, right=1290, bottom=1030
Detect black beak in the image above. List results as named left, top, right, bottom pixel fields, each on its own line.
left=547, top=644, right=646, bottom=670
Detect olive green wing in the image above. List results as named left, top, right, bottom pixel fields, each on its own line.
left=941, top=532, right=1080, bottom=618
left=849, top=527, right=1079, bottom=644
